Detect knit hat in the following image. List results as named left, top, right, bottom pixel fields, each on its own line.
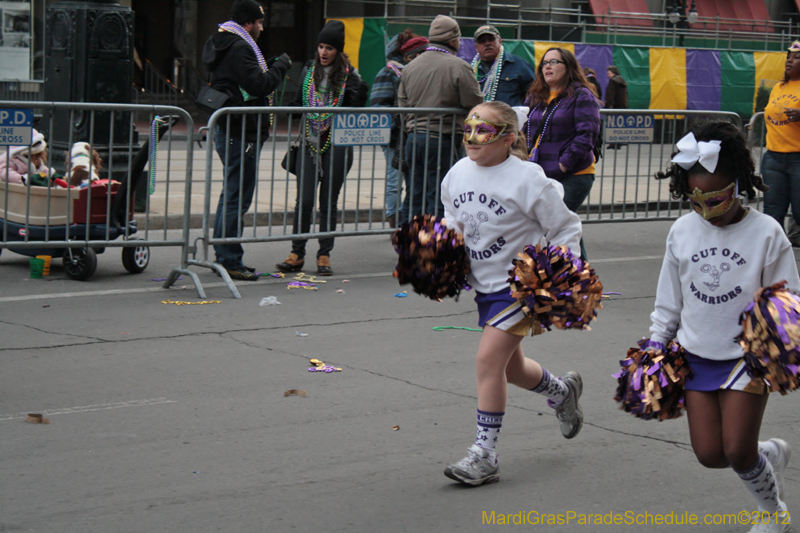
left=401, top=36, right=429, bottom=56
left=428, top=15, right=460, bottom=44
left=474, top=25, right=500, bottom=40
left=318, top=20, right=345, bottom=51
left=788, top=40, right=800, bottom=53
left=230, top=0, right=264, bottom=25
left=8, top=129, right=46, bottom=158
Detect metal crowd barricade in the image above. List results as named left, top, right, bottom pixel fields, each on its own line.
left=0, top=102, right=200, bottom=293
left=587, top=109, right=745, bottom=222
left=182, top=105, right=466, bottom=298
left=177, top=105, right=756, bottom=299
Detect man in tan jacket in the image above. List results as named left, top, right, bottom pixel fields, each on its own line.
left=398, top=15, right=483, bottom=219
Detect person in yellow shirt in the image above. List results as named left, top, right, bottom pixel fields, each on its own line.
left=762, top=40, right=800, bottom=244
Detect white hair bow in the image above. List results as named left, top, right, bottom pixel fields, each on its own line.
left=512, top=106, right=529, bottom=132
left=671, top=132, right=721, bottom=173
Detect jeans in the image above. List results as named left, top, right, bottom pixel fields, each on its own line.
left=559, top=173, right=595, bottom=260
left=290, top=145, right=353, bottom=259
left=213, top=127, right=264, bottom=269
left=403, top=132, right=462, bottom=220
left=761, top=150, right=800, bottom=230
left=382, top=145, right=403, bottom=220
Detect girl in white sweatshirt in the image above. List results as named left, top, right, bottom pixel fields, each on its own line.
left=651, top=122, right=799, bottom=533
left=439, top=101, right=584, bottom=486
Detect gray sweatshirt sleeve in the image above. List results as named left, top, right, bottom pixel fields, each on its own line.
left=649, top=238, right=681, bottom=344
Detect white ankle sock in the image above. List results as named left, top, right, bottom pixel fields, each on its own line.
left=736, top=453, right=782, bottom=513
left=530, top=368, right=569, bottom=404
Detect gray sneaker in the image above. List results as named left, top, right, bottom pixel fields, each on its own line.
left=548, top=371, right=584, bottom=439
left=444, top=444, right=499, bottom=486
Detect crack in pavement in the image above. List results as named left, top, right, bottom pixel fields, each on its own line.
left=0, top=318, right=108, bottom=343
left=0, top=309, right=478, bottom=352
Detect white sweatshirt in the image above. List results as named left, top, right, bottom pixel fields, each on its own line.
left=650, top=208, right=800, bottom=361
left=441, top=156, right=582, bottom=294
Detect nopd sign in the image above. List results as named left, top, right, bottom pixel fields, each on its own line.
left=332, top=113, right=391, bottom=146
left=603, top=114, right=654, bottom=144
left=0, top=108, right=33, bottom=146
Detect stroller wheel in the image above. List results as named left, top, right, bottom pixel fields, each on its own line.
left=122, top=241, right=150, bottom=273
left=63, top=247, right=98, bottom=281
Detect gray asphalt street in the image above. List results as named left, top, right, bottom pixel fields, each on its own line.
left=2, top=220, right=799, bottom=532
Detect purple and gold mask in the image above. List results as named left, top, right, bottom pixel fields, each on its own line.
left=687, top=182, right=736, bottom=220
left=463, top=116, right=507, bottom=145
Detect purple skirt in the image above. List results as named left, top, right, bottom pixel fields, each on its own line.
left=684, top=351, right=765, bottom=394
left=475, top=290, right=537, bottom=337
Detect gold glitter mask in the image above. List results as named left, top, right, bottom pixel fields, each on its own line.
left=463, top=116, right=508, bottom=145
left=687, top=182, right=736, bottom=220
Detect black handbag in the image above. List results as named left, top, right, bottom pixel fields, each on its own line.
left=281, top=137, right=301, bottom=174
left=196, top=84, right=231, bottom=114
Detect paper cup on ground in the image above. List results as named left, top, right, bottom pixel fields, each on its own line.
left=29, top=258, right=45, bottom=279
left=36, top=255, right=51, bottom=275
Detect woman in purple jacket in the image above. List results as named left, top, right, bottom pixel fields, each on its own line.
left=524, top=47, right=600, bottom=259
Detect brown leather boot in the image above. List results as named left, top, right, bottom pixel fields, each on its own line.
left=275, top=252, right=304, bottom=272
left=316, top=255, right=333, bottom=276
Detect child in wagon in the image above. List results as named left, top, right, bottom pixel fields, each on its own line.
left=0, top=129, right=64, bottom=187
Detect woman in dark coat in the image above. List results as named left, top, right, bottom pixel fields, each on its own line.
left=605, top=66, right=628, bottom=149
left=275, top=20, right=369, bottom=276
left=605, top=65, right=628, bottom=109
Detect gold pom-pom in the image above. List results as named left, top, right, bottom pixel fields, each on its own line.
left=738, top=281, right=800, bottom=394
left=507, top=244, right=603, bottom=331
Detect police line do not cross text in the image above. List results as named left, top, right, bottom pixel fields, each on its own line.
left=332, top=113, right=392, bottom=146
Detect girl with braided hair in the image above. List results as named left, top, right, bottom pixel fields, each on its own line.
left=656, top=122, right=766, bottom=201
left=651, top=121, right=798, bottom=533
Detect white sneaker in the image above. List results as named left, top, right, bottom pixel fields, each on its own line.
left=769, top=438, right=792, bottom=499
left=747, top=501, right=791, bottom=533
left=444, top=444, right=499, bottom=486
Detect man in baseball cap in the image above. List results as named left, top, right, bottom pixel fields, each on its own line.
left=470, top=24, right=535, bottom=107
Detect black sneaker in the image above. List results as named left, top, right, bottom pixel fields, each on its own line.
left=243, top=265, right=256, bottom=273
left=216, top=267, right=259, bottom=281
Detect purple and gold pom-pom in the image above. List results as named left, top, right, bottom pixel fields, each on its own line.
left=614, top=339, right=691, bottom=421
left=391, top=214, right=471, bottom=301
left=507, top=244, right=603, bottom=331
left=738, top=281, right=800, bottom=395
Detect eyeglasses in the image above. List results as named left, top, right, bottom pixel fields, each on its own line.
left=542, top=59, right=565, bottom=67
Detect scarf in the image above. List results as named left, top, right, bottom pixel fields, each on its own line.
left=219, top=20, right=268, bottom=102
